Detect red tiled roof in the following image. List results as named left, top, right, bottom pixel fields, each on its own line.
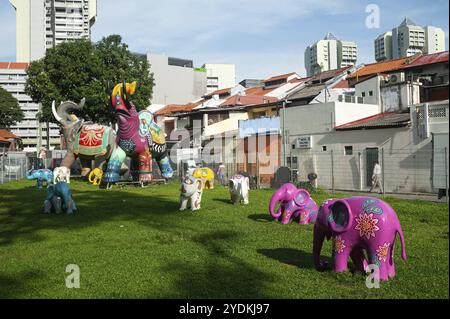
left=347, top=57, right=408, bottom=79
left=220, top=94, right=278, bottom=107
left=204, top=87, right=232, bottom=97
left=335, top=112, right=410, bottom=130
left=0, top=62, right=29, bottom=69
left=244, top=86, right=276, bottom=96
left=0, top=129, right=20, bottom=140
left=263, top=72, right=298, bottom=83
left=155, top=100, right=204, bottom=116
left=333, top=79, right=349, bottom=88
left=402, top=50, right=449, bottom=69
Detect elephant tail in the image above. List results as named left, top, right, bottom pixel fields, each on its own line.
left=396, top=227, right=407, bottom=261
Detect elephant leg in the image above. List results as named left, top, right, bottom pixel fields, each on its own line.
left=388, top=243, right=396, bottom=279
left=333, top=246, right=351, bottom=273
left=104, top=147, right=126, bottom=183
left=156, top=155, right=173, bottom=179
left=79, top=158, right=92, bottom=177
left=179, top=196, right=188, bottom=211
left=137, top=149, right=152, bottom=182
left=44, top=200, right=52, bottom=214
left=368, top=250, right=389, bottom=281
left=350, top=248, right=367, bottom=273
left=61, top=152, right=76, bottom=169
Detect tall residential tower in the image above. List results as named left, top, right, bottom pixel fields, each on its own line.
left=9, top=0, right=97, bottom=63
left=304, top=33, right=357, bottom=77
left=374, top=18, right=446, bottom=62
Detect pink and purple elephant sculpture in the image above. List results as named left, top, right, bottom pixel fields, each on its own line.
left=313, top=196, right=406, bottom=281
left=269, top=183, right=318, bottom=225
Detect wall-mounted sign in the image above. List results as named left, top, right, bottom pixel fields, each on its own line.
left=295, top=136, right=312, bottom=149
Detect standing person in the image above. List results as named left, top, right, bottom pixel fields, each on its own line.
left=217, top=162, right=226, bottom=186
left=39, top=147, right=47, bottom=169
left=369, top=160, right=383, bottom=194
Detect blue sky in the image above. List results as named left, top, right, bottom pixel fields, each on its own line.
left=1, top=0, right=448, bottom=81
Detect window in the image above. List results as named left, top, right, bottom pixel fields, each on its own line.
left=322, top=146, right=327, bottom=152
left=344, top=146, right=353, bottom=155
left=287, top=157, right=298, bottom=169
left=361, top=92, right=366, bottom=97
left=369, top=91, right=373, bottom=96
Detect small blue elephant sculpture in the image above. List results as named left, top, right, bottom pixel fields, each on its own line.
left=27, top=168, right=53, bottom=189
left=44, top=181, right=77, bottom=214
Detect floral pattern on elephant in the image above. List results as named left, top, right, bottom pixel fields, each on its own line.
left=376, top=242, right=391, bottom=262
left=333, top=236, right=346, bottom=254
left=355, top=213, right=380, bottom=239
left=362, top=198, right=384, bottom=215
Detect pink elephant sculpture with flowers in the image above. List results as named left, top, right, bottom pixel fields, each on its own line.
left=313, top=196, right=406, bottom=281
left=269, top=183, right=318, bottom=225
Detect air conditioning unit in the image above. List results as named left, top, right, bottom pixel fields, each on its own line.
left=387, top=72, right=405, bottom=84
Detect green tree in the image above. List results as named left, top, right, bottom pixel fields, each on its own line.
left=25, top=35, right=154, bottom=125
left=0, top=87, right=24, bottom=129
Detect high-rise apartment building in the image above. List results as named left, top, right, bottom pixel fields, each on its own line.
left=374, top=18, right=446, bottom=62
left=0, top=63, right=60, bottom=151
left=3, top=0, right=97, bottom=151
left=201, top=63, right=236, bottom=93
left=304, top=33, right=357, bottom=77
left=9, top=0, right=97, bottom=63
left=374, top=32, right=393, bottom=62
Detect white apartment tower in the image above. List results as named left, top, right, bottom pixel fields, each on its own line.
left=375, top=18, right=446, bottom=62
left=304, top=33, right=357, bottom=77
left=0, top=63, right=60, bottom=151
left=2, top=0, right=97, bottom=151
left=10, top=0, right=97, bottom=63
left=202, top=63, right=236, bottom=93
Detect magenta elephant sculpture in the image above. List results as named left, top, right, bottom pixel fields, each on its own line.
left=313, top=196, right=406, bottom=281
left=269, top=183, right=318, bottom=225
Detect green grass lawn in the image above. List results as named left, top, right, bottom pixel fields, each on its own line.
left=0, top=179, right=448, bottom=298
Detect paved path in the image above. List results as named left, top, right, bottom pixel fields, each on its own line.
left=329, top=189, right=448, bottom=204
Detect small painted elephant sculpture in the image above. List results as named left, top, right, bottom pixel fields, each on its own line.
left=313, top=197, right=406, bottom=281
left=53, top=166, right=70, bottom=184
left=88, top=168, right=103, bottom=185
left=269, top=183, right=318, bottom=225
left=192, top=167, right=214, bottom=189
left=43, top=181, right=77, bottom=214
left=26, top=168, right=53, bottom=189
left=229, top=174, right=249, bottom=205
left=179, top=176, right=204, bottom=211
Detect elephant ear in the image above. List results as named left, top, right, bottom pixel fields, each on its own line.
left=328, top=200, right=353, bottom=233
left=293, top=189, right=310, bottom=207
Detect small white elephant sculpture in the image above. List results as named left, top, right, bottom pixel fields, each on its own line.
left=180, top=176, right=204, bottom=211
left=53, top=166, right=71, bottom=184
left=229, top=174, right=249, bottom=205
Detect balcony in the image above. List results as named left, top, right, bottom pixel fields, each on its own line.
left=412, top=100, right=449, bottom=140
left=238, top=117, right=280, bottom=138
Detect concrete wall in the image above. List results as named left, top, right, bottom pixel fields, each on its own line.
left=147, top=53, right=207, bottom=105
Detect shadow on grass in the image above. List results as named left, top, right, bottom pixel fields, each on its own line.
left=247, top=213, right=274, bottom=223
left=0, top=186, right=181, bottom=246
left=212, top=198, right=233, bottom=205
left=257, top=248, right=332, bottom=270
left=0, top=269, right=47, bottom=298
left=159, top=230, right=276, bottom=298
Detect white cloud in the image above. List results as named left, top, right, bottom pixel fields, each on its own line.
left=91, top=0, right=358, bottom=78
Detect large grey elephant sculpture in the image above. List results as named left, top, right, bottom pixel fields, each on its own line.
left=52, top=99, right=124, bottom=177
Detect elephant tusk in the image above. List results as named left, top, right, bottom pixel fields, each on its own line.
left=52, top=101, right=64, bottom=124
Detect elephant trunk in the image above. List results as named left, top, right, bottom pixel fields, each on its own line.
left=26, top=170, right=35, bottom=180
left=313, top=223, right=328, bottom=271
left=269, top=188, right=284, bottom=218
